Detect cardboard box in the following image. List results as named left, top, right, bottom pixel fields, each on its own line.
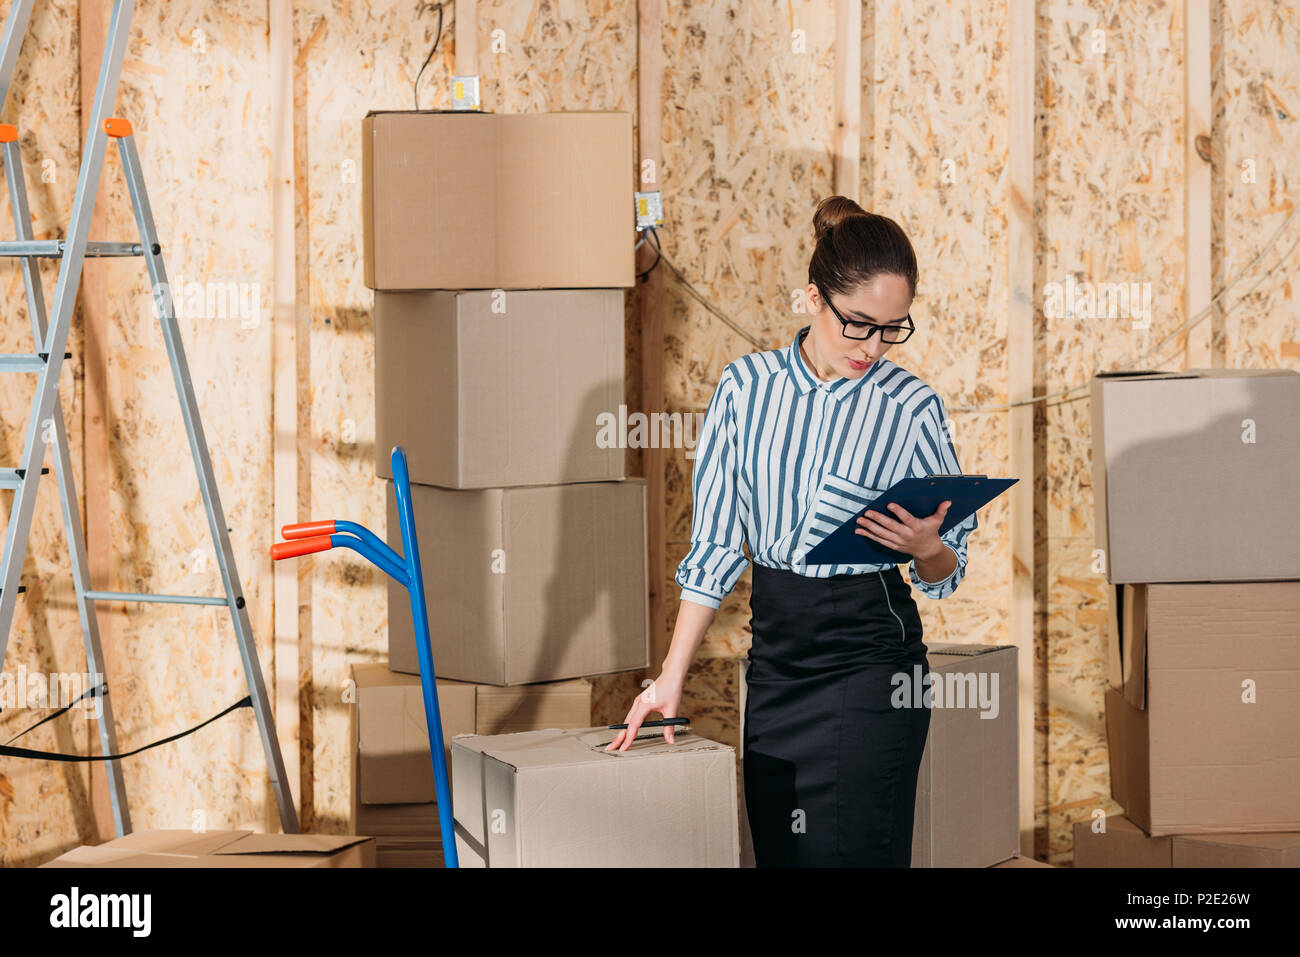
left=1074, top=814, right=1300, bottom=867
left=1090, top=369, right=1300, bottom=583
left=351, top=663, right=476, bottom=805
left=451, top=727, right=738, bottom=867
left=911, top=644, right=1019, bottom=868
left=1105, top=582, right=1300, bottom=835
left=387, top=479, right=649, bottom=684
left=350, top=662, right=592, bottom=805
left=351, top=775, right=449, bottom=868
left=374, top=288, right=625, bottom=489
left=41, top=830, right=374, bottom=868
left=362, top=111, right=634, bottom=290
left=1073, top=815, right=1172, bottom=867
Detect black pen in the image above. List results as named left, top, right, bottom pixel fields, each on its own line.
left=607, top=717, right=691, bottom=730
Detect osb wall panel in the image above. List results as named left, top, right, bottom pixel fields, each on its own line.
left=0, top=0, right=94, bottom=867
left=94, top=0, right=278, bottom=840
left=1220, top=3, right=1299, bottom=365
left=3, top=1, right=1296, bottom=868
left=1039, top=1, right=1189, bottom=863
left=292, top=0, right=637, bottom=832
left=662, top=0, right=837, bottom=663
left=1038, top=1, right=1296, bottom=865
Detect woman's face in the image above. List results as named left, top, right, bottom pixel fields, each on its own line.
left=803, top=273, right=913, bottom=380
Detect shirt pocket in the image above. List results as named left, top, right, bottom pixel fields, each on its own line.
left=793, top=471, right=887, bottom=566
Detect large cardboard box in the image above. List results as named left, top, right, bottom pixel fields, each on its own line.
left=911, top=644, right=1019, bottom=868
left=350, top=662, right=592, bottom=805
left=1090, top=369, right=1300, bottom=583
left=451, top=727, right=738, bottom=867
left=374, top=288, right=625, bottom=489
left=41, top=830, right=374, bottom=868
left=1074, top=814, right=1300, bottom=867
left=386, top=479, right=649, bottom=684
left=362, top=111, right=634, bottom=290
left=1105, top=582, right=1300, bottom=835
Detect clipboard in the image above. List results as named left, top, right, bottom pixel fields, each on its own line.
left=804, top=474, right=1017, bottom=566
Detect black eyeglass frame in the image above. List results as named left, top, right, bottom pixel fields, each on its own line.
left=817, top=285, right=916, bottom=344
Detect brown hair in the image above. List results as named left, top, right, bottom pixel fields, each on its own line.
left=808, top=195, right=918, bottom=301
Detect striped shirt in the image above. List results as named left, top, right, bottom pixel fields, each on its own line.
left=675, top=323, right=977, bottom=609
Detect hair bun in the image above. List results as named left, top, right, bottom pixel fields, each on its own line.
left=813, top=195, right=869, bottom=242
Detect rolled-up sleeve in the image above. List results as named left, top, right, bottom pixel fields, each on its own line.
left=906, top=394, right=976, bottom=600
left=675, top=364, right=749, bottom=609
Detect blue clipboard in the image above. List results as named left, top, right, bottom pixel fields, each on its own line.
left=804, top=474, right=1017, bottom=566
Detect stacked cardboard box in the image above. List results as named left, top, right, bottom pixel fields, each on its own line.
left=1085, top=370, right=1300, bottom=865
left=348, top=663, right=593, bottom=867
left=357, top=111, right=655, bottom=866
left=1074, top=815, right=1300, bottom=867
left=363, top=109, right=647, bottom=688
left=451, top=726, right=738, bottom=866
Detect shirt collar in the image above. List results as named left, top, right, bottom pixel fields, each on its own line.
left=787, top=324, right=882, bottom=400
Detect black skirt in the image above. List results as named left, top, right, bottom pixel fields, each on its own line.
left=743, top=562, right=932, bottom=867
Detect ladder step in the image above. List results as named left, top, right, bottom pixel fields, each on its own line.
left=0, top=240, right=148, bottom=258
left=82, top=590, right=229, bottom=607
left=0, top=352, right=72, bottom=372
left=0, top=466, right=49, bottom=489
left=0, top=585, right=26, bottom=595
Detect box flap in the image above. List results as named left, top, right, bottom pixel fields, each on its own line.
left=92, top=829, right=250, bottom=857
left=365, top=108, right=494, bottom=117
left=1095, top=368, right=1298, bottom=382
left=1121, top=584, right=1147, bottom=710
left=456, top=726, right=732, bottom=771
left=211, top=833, right=371, bottom=856
left=926, top=643, right=1015, bottom=658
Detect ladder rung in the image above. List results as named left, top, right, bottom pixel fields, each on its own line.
left=82, top=590, right=229, bottom=607
left=0, top=585, right=26, bottom=595
left=0, top=352, right=71, bottom=372
left=0, top=466, right=49, bottom=488
left=0, top=240, right=146, bottom=258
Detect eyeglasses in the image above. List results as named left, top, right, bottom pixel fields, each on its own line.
left=819, top=286, right=915, bottom=344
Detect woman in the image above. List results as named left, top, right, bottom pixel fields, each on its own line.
left=608, top=195, right=978, bottom=868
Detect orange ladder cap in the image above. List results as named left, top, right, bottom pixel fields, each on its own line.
left=104, top=117, right=132, bottom=138
left=0, top=124, right=17, bottom=143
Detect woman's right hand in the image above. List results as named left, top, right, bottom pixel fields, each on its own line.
left=606, top=669, right=684, bottom=751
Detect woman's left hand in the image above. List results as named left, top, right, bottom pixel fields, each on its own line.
left=855, top=501, right=949, bottom=558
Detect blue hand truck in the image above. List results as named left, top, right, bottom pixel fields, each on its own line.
left=272, top=445, right=458, bottom=868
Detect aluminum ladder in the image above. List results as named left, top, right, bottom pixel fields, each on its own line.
left=0, top=0, right=298, bottom=836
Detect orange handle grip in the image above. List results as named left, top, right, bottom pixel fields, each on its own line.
left=280, top=520, right=336, bottom=539
left=270, top=535, right=333, bottom=560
